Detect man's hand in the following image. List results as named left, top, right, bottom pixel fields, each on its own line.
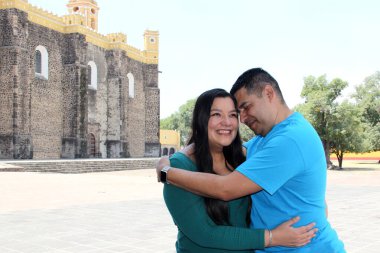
left=156, top=156, right=170, bottom=182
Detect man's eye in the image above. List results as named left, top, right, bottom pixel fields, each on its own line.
left=243, top=104, right=252, bottom=111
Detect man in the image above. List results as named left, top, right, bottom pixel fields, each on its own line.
left=158, top=68, right=345, bottom=252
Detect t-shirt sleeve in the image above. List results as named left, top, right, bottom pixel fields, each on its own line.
left=237, top=135, right=303, bottom=195
left=163, top=155, right=265, bottom=250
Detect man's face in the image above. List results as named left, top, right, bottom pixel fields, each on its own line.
left=234, top=86, right=274, bottom=136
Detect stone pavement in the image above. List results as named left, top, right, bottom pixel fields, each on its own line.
left=0, top=160, right=379, bottom=253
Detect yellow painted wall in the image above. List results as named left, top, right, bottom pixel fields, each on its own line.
left=160, top=130, right=180, bottom=150
left=330, top=151, right=380, bottom=159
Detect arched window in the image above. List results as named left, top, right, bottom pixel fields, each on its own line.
left=35, top=50, right=41, bottom=74
left=169, top=148, right=175, bottom=155
left=87, top=61, right=97, bottom=90
left=35, top=45, right=48, bottom=79
left=162, top=148, right=168, bottom=156
left=127, top=72, right=135, bottom=98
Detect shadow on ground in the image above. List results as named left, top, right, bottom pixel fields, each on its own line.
left=332, top=167, right=378, bottom=172
left=329, top=160, right=379, bottom=171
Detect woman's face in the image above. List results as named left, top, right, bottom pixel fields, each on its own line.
left=207, top=97, right=239, bottom=151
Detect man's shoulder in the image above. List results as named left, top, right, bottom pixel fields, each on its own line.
left=284, top=112, right=308, bottom=127
left=264, top=113, right=315, bottom=152
left=278, top=112, right=316, bottom=137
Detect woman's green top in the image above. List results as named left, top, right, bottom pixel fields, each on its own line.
left=163, top=152, right=264, bottom=253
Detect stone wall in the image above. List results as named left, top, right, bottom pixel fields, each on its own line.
left=0, top=9, right=32, bottom=159
left=125, top=58, right=147, bottom=157
left=144, top=86, right=160, bottom=156
left=143, top=64, right=160, bottom=156
left=28, top=22, right=65, bottom=159
left=0, top=8, right=160, bottom=159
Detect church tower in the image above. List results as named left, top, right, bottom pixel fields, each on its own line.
left=67, top=0, right=99, bottom=31
left=144, top=30, right=159, bottom=60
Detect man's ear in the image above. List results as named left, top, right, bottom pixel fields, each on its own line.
left=264, top=85, right=275, bottom=102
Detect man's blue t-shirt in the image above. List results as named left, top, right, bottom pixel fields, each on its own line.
left=237, top=112, right=345, bottom=252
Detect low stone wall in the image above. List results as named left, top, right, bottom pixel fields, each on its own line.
left=0, top=158, right=160, bottom=173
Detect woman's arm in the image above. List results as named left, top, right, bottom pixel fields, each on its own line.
left=164, top=156, right=265, bottom=250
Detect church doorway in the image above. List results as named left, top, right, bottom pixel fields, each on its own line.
left=88, top=133, right=96, bottom=157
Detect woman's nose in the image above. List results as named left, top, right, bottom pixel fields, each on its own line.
left=221, top=115, right=232, bottom=125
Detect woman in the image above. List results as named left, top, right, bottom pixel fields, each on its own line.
left=163, top=88, right=316, bottom=252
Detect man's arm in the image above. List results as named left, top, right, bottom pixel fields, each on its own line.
left=157, top=157, right=262, bottom=201
left=163, top=156, right=266, bottom=250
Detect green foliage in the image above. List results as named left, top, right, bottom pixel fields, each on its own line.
left=160, top=99, right=196, bottom=146
left=298, top=76, right=348, bottom=145
left=301, top=75, right=348, bottom=103
left=364, top=123, right=380, bottom=151
left=328, top=101, right=370, bottom=168
left=352, top=71, right=380, bottom=151
left=160, top=115, right=177, bottom=130
left=239, top=124, right=255, bottom=142
left=295, top=74, right=368, bottom=168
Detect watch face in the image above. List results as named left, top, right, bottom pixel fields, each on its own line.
left=149, top=37, right=156, bottom=43
left=160, top=170, right=167, bottom=183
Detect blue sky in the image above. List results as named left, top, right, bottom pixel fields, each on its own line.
left=29, top=0, right=380, bottom=118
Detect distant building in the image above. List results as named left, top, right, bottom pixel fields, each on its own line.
left=0, top=0, right=160, bottom=159
left=160, top=130, right=180, bottom=156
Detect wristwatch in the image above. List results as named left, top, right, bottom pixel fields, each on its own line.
left=160, top=166, right=171, bottom=184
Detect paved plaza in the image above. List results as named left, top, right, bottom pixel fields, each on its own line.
left=0, top=160, right=379, bottom=253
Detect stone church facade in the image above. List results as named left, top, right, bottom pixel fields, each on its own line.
left=0, top=0, right=160, bottom=159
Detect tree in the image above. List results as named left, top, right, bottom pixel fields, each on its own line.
left=328, top=101, right=369, bottom=168
left=295, top=75, right=348, bottom=166
left=160, top=114, right=178, bottom=130
left=352, top=72, right=380, bottom=152
left=160, top=99, right=196, bottom=146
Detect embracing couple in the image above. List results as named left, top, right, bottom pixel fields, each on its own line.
left=157, top=68, right=346, bottom=253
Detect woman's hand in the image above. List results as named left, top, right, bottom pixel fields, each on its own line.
left=266, top=216, right=317, bottom=247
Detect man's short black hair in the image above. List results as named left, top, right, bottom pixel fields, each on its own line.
left=230, top=68, right=285, bottom=104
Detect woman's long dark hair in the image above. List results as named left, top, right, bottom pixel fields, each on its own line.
left=187, top=88, right=246, bottom=225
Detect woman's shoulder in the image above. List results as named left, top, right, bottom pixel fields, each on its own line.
left=170, top=151, right=197, bottom=172
left=170, top=151, right=189, bottom=161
